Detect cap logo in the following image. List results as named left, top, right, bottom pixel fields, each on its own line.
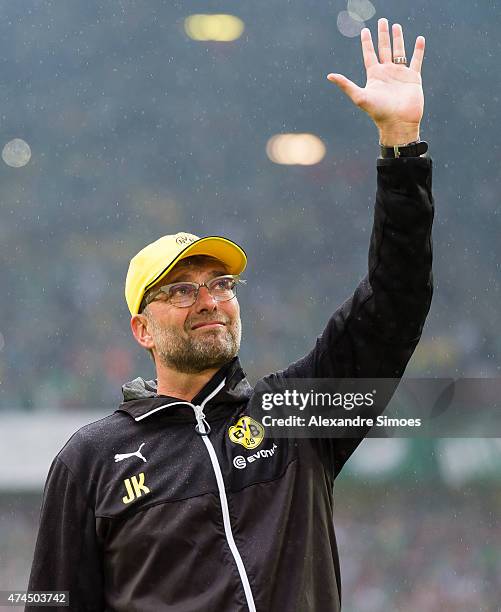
left=176, top=234, right=196, bottom=246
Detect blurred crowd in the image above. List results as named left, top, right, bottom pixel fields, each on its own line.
left=2, top=484, right=500, bottom=610
left=335, top=483, right=501, bottom=611
left=1, top=1, right=501, bottom=412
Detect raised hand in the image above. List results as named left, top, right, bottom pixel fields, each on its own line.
left=327, top=18, right=425, bottom=146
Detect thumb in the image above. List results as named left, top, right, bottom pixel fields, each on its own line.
left=327, top=73, right=364, bottom=106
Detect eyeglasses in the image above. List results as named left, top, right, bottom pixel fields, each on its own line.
left=141, top=274, right=246, bottom=310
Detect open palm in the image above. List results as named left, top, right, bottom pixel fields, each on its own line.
left=328, top=19, right=425, bottom=134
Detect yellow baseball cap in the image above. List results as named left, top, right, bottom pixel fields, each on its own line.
left=125, top=232, right=247, bottom=315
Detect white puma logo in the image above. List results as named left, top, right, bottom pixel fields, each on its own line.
left=114, top=442, right=147, bottom=463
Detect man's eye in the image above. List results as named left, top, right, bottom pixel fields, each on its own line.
left=169, top=284, right=194, bottom=298
left=212, top=278, right=234, bottom=290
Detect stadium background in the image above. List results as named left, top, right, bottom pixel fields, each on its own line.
left=1, top=0, right=500, bottom=610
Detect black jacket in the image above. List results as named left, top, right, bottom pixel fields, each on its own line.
left=27, top=156, right=434, bottom=612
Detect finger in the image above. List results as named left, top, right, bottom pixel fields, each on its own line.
left=361, top=27, right=378, bottom=70
left=326, top=73, right=364, bottom=106
left=410, top=36, right=426, bottom=73
left=392, top=23, right=406, bottom=62
left=377, top=17, right=392, bottom=63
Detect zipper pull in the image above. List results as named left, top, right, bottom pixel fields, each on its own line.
left=193, top=405, right=211, bottom=436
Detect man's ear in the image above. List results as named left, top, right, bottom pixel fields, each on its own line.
left=130, top=314, right=155, bottom=350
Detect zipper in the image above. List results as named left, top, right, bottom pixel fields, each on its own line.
left=193, top=404, right=211, bottom=435
left=193, top=378, right=257, bottom=612
left=134, top=378, right=257, bottom=612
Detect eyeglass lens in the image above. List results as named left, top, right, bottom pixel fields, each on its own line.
left=166, top=277, right=237, bottom=306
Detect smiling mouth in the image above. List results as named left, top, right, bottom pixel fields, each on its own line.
left=191, top=322, right=226, bottom=330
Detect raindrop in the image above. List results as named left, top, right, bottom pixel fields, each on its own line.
left=2, top=138, right=32, bottom=168
left=347, top=0, right=376, bottom=22
left=337, top=10, right=365, bottom=38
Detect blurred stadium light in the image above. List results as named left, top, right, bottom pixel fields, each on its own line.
left=184, top=14, right=245, bottom=42
left=266, top=133, right=326, bottom=165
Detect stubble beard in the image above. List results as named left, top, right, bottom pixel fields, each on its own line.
left=148, top=315, right=242, bottom=374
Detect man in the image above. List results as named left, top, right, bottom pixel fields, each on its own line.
left=27, top=18, right=433, bottom=612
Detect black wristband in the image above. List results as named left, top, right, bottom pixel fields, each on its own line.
left=379, top=140, right=429, bottom=159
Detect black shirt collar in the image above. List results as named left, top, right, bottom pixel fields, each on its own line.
left=117, top=357, right=251, bottom=421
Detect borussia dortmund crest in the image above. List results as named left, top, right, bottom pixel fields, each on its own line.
left=228, top=416, right=265, bottom=449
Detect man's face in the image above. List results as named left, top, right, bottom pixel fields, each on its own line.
left=141, top=258, right=242, bottom=374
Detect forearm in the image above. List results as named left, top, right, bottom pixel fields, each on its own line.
left=367, top=155, right=434, bottom=342
left=279, top=154, right=433, bottom=381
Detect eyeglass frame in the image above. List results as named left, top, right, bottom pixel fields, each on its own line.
left=139, top=274, right=246, bottom=312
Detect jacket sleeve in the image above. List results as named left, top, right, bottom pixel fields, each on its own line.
left=26, top=456, right=105, bottom=612
left=264, top=156, right=434, bottom=477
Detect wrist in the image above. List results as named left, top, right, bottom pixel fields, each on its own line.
left=378, top=123, right=420, bottom=147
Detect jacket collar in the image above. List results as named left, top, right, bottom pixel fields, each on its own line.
left=116, top=357, right=252, bottom=422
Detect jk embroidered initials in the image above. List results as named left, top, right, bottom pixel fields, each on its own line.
left=122, top=472, right=151, bottom=504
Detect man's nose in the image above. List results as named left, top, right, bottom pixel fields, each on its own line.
left=193, top=285, right=217, bottom=311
